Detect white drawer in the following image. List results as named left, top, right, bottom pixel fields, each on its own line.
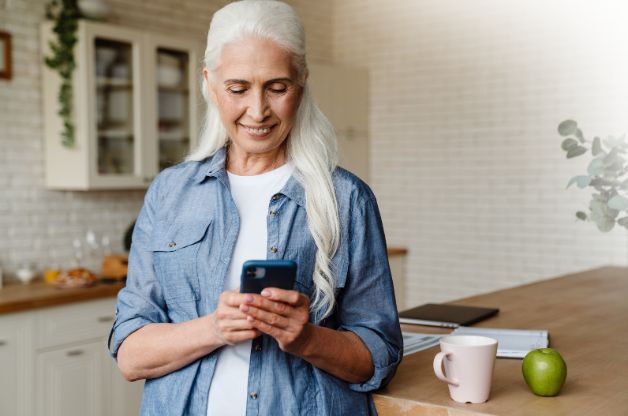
left=35, top=298, right=116, bottom=350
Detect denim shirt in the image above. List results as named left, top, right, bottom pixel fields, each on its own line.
left=108, top=147, right=402, bottom=416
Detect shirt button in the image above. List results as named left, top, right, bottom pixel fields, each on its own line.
left=271, top=194, right=279, bottom=201
left=250, top=392, right=258, bottom=400
left=254, top=343, right=262, bottom=352
left=269, top=210, right=277, bottom=217
left=270, top=246, right=278, bottom=253
left=168, top=241, right=176, bottom=248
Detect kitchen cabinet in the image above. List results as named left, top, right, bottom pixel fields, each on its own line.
left=41, top=21, right=202, bottom=190
left=0, top=313, right=34, bottom=416
left=0, top=298, right=143, bottom=415
left=36, top=340, right=108, bottom=416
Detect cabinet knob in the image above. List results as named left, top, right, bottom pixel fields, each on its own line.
left=97, top=316, right=115, bottom=323
left=0, top=340, right=6, bottom=346
left=66, top=349, right=84, bottom=357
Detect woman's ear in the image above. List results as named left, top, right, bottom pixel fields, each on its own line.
left=203, top=68, right=218, bottom=104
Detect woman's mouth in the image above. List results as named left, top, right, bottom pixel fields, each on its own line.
left=241, top=124, right=275, bottom=138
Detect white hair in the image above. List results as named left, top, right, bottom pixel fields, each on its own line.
left=187, top=0, right=341, bottom=318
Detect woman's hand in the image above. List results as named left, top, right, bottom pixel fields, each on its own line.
left=210, top=289, right=262, bottom=346
left=239, top=288, right=312, bottom=356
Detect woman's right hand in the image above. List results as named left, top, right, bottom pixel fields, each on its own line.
left=210, top=289, right=262, bottom=346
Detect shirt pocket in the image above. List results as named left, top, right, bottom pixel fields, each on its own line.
left=151, top=219, right=212, bottom=309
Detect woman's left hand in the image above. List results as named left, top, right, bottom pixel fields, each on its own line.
left=239, top=288, right=312, bottom=356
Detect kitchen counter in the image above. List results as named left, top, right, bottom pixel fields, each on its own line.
left=0, top=279, right=124, bottom=315
left=0, top=248, right=407, bottom=315
left=373, top=266, right=628, bottom=415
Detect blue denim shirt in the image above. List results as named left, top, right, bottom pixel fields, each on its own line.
left=109, top=147, right=402, bottom=415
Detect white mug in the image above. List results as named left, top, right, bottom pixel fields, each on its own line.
left=433, top=335, right=498, bottom=404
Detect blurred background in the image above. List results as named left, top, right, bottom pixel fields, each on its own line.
left=1, top=0, right=627, bottom=307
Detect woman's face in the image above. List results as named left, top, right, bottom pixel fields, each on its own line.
left=206, top=37, right=303, bottom=161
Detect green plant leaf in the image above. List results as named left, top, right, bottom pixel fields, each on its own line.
left=566, top=146, right=587, bottom=158
left=558, top=120, right=578, bottom=136
left=566, top=175, right=591, bottom=189
left=608, top=195, right=628, bottom=211
left=561, top=138, right=578, bottom=151
left=591, top=196, right=619, bottom=233
left=588, top=158, right=604, bottom=176
left=592, top=210, right=615, bottom=231
left=576, top=211, right=587, bottom=221
left=592, top=137, right=602, bottom=156
left=575, top=128, right=585, bottom=143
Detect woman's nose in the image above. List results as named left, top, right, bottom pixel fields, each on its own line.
left=246, top=90, right=271, bottom=121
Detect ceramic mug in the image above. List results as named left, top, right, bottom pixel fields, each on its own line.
left=433, top=335, right=498, bottom=404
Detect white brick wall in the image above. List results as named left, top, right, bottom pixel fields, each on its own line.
left=332, top=0, right=628, bottom=306
left=0, top=0, right=332, bottom=278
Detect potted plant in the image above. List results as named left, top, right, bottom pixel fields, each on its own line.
left=558, top=119, right=628, bottom=232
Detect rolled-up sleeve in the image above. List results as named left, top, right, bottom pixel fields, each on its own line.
left=108, top=175, right=169, bottom=360
left=337, top=195, right=403, bottom=392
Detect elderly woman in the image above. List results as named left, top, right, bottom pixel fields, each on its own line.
left=108, top=1, right=402, bottom=415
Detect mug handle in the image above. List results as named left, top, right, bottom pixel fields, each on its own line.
left=433, top=351, right=459, bottom=386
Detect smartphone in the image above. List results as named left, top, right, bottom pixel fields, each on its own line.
left=240, top=259, right=297, bottom=294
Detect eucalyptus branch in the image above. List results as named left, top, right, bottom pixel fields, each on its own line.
left=559, top=119, right=628, bottom=232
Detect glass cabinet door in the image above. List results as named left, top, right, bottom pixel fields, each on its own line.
left=156, top=48, right=190, bottom=171
left=94, top=38, right=135, bottom=176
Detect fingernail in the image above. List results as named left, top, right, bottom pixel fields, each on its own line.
left=244, top=295, right=254, bottom=302
left=261, top=290, right=270, bottom=297
left=240, top=304, right=249, bottom=312
left=247, top=316, right=254, bottom=322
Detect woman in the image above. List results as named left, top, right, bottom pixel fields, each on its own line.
left=108, top=1, right=402, bottom=415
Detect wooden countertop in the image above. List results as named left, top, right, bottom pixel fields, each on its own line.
left=0, top=279, right=124, bottom=315
left=374, top=266, right=628, bottom=416
left=0, top=247, right=407, bottom=315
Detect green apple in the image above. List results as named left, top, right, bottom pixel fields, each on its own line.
left=522, top=348, right=567, bottom=396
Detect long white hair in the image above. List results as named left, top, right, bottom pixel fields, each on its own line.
left=187, top=0, right=341, bottom=318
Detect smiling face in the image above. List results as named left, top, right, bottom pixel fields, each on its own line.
left=205, top=36, right=303, bottom=168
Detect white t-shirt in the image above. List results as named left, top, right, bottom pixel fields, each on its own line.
left=207, top=162, right=295, bottom=416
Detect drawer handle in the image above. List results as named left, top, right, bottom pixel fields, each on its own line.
left=0, top=340, right=6, bottom=346
left=66, top=350, right=84, bottom=357
left=97, top=316, right=115, bottom=323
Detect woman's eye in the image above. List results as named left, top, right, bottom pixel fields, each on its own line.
left=269, top=84, right=287, bottom=94
left=228, top=88, right=246, bottom=95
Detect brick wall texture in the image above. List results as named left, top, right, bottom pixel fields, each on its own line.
left=332, top=0, right=628, bottom=305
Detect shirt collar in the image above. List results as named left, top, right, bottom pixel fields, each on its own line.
left=192, top=146, right=306, bottom=207
left=192, top=146, right=228, bottom=183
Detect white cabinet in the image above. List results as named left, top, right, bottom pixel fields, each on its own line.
left=41, top=21, right=202, bottom=190
left=0, top=298, right=143, bottom=416
left=36, top=340, right=108, bottom=416
left=0, top=313, right=34, bottom=416
left=309, top=63, right=370, bottom=183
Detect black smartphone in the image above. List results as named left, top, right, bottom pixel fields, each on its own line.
left=240, top=259, right=297, bottom=294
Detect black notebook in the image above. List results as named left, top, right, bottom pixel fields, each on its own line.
left=399, top=303, right=499, bottom=328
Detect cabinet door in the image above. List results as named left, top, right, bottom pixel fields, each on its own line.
left=36, top=341, right=107, bottom=416
left=143, top=35, right=202, bottom=180
left=0, top=314, right=34, bottom=416
left=85, top=23, right=147, bottom=188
